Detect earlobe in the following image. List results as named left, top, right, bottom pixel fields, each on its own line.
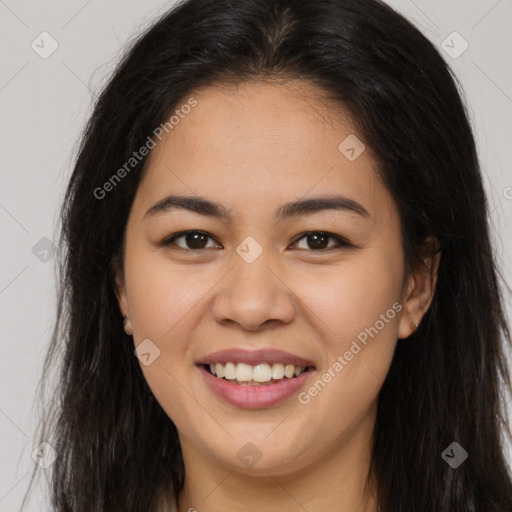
left=111, top=258, right=134, bottom=336
left=111, top=255, right=130, bottom=319
left=398, top=240, right=441, bottom=339
left=123, top=316, right=134, bottom=336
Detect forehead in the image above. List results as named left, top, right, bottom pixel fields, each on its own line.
left=156, top=79, right=358, bottom=162
left=134, top=80, right=396, bottom=225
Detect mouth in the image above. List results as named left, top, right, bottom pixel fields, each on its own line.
left=201, top=362, right=315, bottom=386
left=195, top=348, right=317, bottom=408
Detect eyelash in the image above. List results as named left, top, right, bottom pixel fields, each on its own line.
left=160, top=230, right=353, bottom=252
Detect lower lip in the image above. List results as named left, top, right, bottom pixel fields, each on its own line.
left=197, top=365, right=314, bottom=409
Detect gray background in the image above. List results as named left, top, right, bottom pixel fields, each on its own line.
left=1, top=0, right=511, bottom=510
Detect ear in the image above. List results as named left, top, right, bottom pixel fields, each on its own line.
left=111, top=254, right=130, bottom=319
left=398, top=237, right=441, bottom=339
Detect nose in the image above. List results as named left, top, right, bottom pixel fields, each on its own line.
left=211, top=249, right=296, bottom=332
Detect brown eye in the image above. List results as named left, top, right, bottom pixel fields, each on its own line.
left=162, top=231, right=220, bottom=250
left=292, top=231, right=351, bottom=251
left=161, top=230, right=351, bottom=252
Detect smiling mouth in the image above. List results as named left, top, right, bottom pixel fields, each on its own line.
left=202, top=362, right=315, bottom=386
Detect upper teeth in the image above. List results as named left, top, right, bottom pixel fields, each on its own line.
left=209, top=362, right=306, bottom=382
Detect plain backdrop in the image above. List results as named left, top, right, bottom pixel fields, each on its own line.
left=1, top=0, right=511, bottom=510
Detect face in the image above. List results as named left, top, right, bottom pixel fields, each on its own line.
left=114, top=80, right=437, bottom=476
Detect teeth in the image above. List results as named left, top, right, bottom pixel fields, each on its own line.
left=284, top=365, right=295, bottom=378
left=236, top=363, right=253, bottom=382
left=207, top=362, right=308, bottom=382
left=215, top=363, right=224, bottom=379
left=224, top=362, right=237, bottom=380
left=253, top=364, right=272, bottom=382
left=271, top=363, right=285, bottom=379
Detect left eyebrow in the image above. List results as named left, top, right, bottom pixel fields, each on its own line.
left=275, top=195, right=369, bottom=220
left=144, top=194, right=370, bottom=221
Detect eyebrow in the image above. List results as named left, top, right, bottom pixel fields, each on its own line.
left=144, top=194, right=370, bottom=221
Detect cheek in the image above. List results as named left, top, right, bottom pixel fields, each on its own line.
left=299, top=249, right=403, bottom=347
left=123, top=253, right=211, bottom=424
left=125, top=248, right=212, bottom=344
left=294, top=249, right=403, bottom=412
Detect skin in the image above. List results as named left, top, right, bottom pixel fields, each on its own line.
left=114, top=80, right=440, bottom=512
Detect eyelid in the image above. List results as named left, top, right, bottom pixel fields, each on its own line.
left=161, top=230, right=353, bottom=251
left=291, top=231, right=352, bottom=250
left=160, top=230, right=221, bottom=249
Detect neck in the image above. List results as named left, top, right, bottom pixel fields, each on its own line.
left=176, top=401, right=379, bottom=512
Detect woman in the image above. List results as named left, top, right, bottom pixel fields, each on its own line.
left=24, top=0, right=512, bottom=510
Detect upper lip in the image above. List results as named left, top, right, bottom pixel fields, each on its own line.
left=195, top=348, right=316, bottom=368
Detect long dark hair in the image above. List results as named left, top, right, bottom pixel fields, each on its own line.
left=22, top=0, right=512, bottom=510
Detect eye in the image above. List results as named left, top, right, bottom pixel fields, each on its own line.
left=290, top=231, right=352, bottom=251
left=161, top=230, right=221, bottom=251
left=161, top=230, right=352, bottom=252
